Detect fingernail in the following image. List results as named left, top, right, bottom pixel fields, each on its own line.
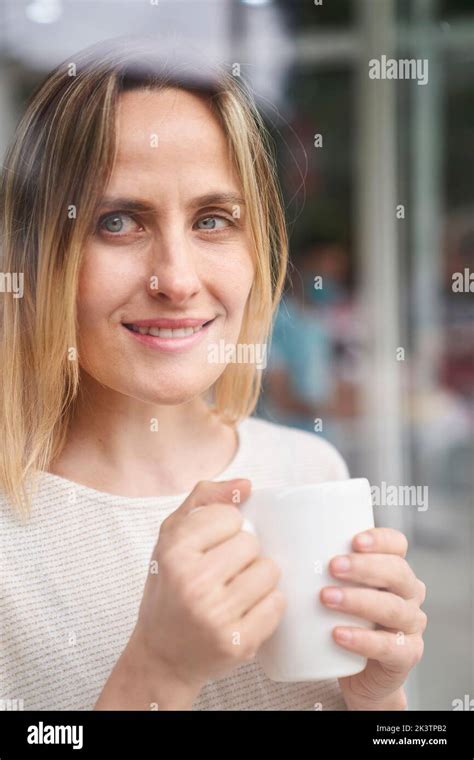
left=332, top=556, right=351, bottom=573
left=335, top=628, right=353, bottom=643
left=322, top=588, right=343, bottom=606
left=357, top=532, right=374, bottom=547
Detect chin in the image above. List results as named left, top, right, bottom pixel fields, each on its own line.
left=125, top=382, right=212, bottom=407
left=82, top=363, right=220, bottom=406
left=147, top=392, right=200, bottom=406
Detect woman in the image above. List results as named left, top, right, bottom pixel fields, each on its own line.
left=0, top=39, right=427, bottom=711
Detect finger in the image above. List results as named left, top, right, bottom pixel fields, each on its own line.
left=202, top=529, right=260, bottom=583
left=353, top=527, right=409, bottom=557
left=332, top=627, right=425, bottom=673
left=329, top=553, right=419, bottom=600
left=320, top=586, right=426, bottom=634
left=238, top=589, right=288, bottom=656
left=226, top=557, right=281, bottom=618
left=164, top=478, right=251, bottom=525
left=168, top=503, right=246, bottom=552
left=414, top=579, right=427, bottom=606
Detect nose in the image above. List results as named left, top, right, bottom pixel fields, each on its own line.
left=147, top=225, right=201, bottom=304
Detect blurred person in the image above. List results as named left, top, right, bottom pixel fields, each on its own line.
left=301, top=239, right=363, bottom=420
left=262, top=238, right=362, bottom=433
left=260, top=263, right=333, bottom=432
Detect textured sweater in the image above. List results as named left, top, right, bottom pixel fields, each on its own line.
left=0, top=416, right=350, bottom=711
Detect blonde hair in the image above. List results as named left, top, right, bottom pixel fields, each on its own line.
left=0, top=38, right=288, bottom=520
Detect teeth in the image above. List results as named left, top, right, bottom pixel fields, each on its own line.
left=129, top=324, right=206, bottom=337
left=150, top=327, right=171, bottom=337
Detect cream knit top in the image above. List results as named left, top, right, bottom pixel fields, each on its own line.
left=0, top=416, right=350, bottom=710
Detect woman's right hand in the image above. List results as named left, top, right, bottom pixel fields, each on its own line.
left=129, top=478, right=287, bottom=701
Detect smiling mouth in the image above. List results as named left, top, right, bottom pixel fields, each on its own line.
left=122, top=319, right=214, bottom=338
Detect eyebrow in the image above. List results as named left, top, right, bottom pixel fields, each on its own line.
left=97, top=192, right=246, bottom=213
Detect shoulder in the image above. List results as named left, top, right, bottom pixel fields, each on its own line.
left=0, top=472, right=53, bottom=529
left=0, top=486, right=30, bottom=532
left=241, top=416, right=350, bottom=482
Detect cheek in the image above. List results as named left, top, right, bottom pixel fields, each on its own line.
left=75, top=254, right=133, bottom=382
left=210, top=249, right=255, bottom=317
left=76, top=249, right=133, bottom=327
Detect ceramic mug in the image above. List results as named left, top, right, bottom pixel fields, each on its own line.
left=239, top=477, right=375, bottom=682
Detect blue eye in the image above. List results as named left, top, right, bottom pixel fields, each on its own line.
left=196, top=215, right=231, bottom=231
left=99, top=213, right=138, bottom=235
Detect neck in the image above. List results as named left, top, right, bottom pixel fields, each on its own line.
left=49, top=372, right=238, bottom=498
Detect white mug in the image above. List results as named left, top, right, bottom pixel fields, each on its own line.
left=239, top=477, right=375, bottom=682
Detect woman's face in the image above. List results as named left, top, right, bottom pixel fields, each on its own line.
left=76, top=87, right=255, bottom=405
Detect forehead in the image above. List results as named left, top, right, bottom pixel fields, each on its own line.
left=113, top=88, right=234, bottom=181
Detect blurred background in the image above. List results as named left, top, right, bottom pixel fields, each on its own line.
left=0, top=0, right=472, bottom=710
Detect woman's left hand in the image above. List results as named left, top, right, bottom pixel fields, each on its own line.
left=320, top=527, right=427, bottom=710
